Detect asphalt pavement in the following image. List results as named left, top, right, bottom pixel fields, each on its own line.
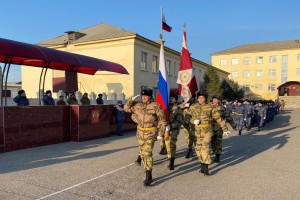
left=0, top=109, right=299, bottom=200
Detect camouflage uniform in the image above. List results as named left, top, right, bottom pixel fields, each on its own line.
left=211, top=104, right=236, bottom=159
left=124, top=99, right=167, bottom=171
left=188, top=102, right=228, bottom=165
left=165, top=102, right=184, bottom=159
left=183, top=108, right=196, bottom=150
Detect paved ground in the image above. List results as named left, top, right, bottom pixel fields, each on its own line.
left=0, top=109, right=299, bottom=200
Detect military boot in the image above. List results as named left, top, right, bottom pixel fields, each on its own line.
left=143, top=170, right=152, bottom=186
left=135, top=155, right=141, bottom=166
left=159, top=147, right=166, bottom=155
left=199, top=163, right=205, bottom=173
left=168, top=157, right=175, bottom=170
left=214, top=154, right=220, bottom=163
left=238, top=130, right=242, bottom=135
left=203, top=164, right=210, bottom=176
left=185, top=148, right=192, bottom=159
left=247, top=126, right=251, bottom=131
left=258, top=127, right=261, bottom=132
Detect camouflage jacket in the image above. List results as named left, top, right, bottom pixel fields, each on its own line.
left=124, top=99, right=167, bottom=137
left=212, top=104, right=236, bottom=132
left=188, top=102, right=228, bottom=132
left=80, top=97, right=90, bottom=105
left=169, top=103, right=184, bottom=130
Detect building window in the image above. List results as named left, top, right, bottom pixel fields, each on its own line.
left=174, top=62, right=177, bottom=77
left=255, top=84, right=263, bottom=90
left=199, top=69, right=202, bottom=81
left=269, top=69, right=276, bottom=77
left=297, top=68, right=300, bottom=76
left=281, top=55, right=288, bottom=83
left=268, top=84, right=276, bottom=91
left=297, top=54, right=300, bottom=62
left=166, top=60, right=171, bottom=75
left=231, top=72, right=238, bottom=78
left=269, top=55, right=277, bottom=63
left=232, top=58, right=238, bottom=65
left=141, top=52, right=147, bottom=70
left=152, top=55, right=158, bottom=73
left=257, top=56, right=263, bottom=64
left=256, top=70, right=263, bottom=77
left=220, top=59, right=227, bottom=66
left=243, top=57, right=251, bottom=65
left=243, top=85, right=250, bottom=92
left=243, top=70, right=250, bottom=77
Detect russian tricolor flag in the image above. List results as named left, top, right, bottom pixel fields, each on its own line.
left=156, top=43, right=170, bottom=122
left=162, top=14, right=172, bottom=32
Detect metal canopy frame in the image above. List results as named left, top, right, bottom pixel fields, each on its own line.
left=0, top=38, right=128, bottom=106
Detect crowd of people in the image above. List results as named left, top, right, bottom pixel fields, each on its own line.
left=124, top=88, right=285, bottom=186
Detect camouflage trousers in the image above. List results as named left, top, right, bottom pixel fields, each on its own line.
left=211, top=129, right=223, bottom=155
left=137, top=134, right=156, bottom=171
left=184, top=127, right=195, bottom=149
left=195, top=127, right=213, bottom=164
left=165, top=129, right=180, bottom=158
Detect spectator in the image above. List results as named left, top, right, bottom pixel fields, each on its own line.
left=67, top=93, right=79, bottom=105
left=280, top=99, right=285, bottom=112
left=13, top=89, right=29, bottom=106
left=80, top=93, right=90, bottom=105
left=114, top=100, right=125, bottom=136
left=42, top=90, right=55, bottom=105
left=96, top=93, right=104, bottom=105
left=56, top=95, right=66, bottom=105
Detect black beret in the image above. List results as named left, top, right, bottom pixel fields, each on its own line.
left=196, top=91, right=208, bottom=99
left=45, top=90, right=51, bottom=95
left=211, top=94, right=220, bottom=100
left=18, top=89, right=25, bottom=95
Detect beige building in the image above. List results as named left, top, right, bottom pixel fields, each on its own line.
left=212, top=40, right=300, bottom=100
left=22, top=23, right=229, bottom=100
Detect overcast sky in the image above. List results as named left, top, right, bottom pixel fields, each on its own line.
left=2, top=0, right=300, bottom=82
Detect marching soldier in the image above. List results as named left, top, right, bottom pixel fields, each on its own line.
left=188, top=91, right=230, bottom=175
left=244, top=99, right=254, bottom=131
left=124, top=88, right=167, bottom=186
left=164, top=94, right=184, bottom=170
left=232, top=100, right=246, bottom=135
left=254, top=100, right=266, bottom=131
left=211, top=95, right=236, bottom=163
left=181, top=97, right=196, bottom=159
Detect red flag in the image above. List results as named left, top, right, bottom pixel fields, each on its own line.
left=177, top=27, right=198, bottom=102
left=162, top=14, right=172, bottom=32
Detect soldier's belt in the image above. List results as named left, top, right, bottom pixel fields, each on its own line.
left=232, top=112, right=237, bottom=114
left=236, top=114, right=244, bottom=116
left=195, top=123, right=212, bottom=128
left=137, top=126, right=156, bottom=131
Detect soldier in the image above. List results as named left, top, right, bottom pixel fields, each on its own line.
left=188, top=91, right=230, bottom=175
left=164, top=94, right=184, bottom=170
left=254, top=100, right=266, bottom=131
left=124, top=88, right=167, bottom=186
left=232, top=100, right=246, bottom=135
left=181, top=97, right=196, bottom=159
left=211, top=95, right=236, bottom=163
left=244, top=99, right=254, bottom=131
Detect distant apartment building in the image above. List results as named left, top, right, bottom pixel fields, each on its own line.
left=212, top=40, right=300, bottom=100
left=22, top=23, right=229, bottom=99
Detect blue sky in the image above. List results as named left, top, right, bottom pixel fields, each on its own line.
left=2, top=0, right=300, bottom=82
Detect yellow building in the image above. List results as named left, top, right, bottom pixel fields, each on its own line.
left=212, top=40, right=300, bottom=100
left=22, top=23, right=229, bottom=100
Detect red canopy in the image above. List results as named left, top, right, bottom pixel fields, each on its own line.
left=0, top=38, right=129, bottom=75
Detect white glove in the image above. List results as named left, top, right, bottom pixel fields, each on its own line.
left=131, top=95, right=140, bottom=101
left=193, top=120, right=200, bottom=125
left=157, top=136, right=163, bottom=140
left=223, top=131, right=231, bottom=137
left=165, top=125, right=171, bottom=131
left=244, top=118, right=247, bottom=121
left=185, top=103, right=190, bottom=108
left=263, top=117, right=266, bottom=119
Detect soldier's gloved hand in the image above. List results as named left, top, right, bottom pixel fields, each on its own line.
left=244, top=118, right=247, bottom=121
left=263, top=117, right=266, bottom=119
left=223, top=131, right=231, bottom=137
left=193, top=120, right=200, bottom=125
left=165, top=125, right=171, bottom=131
left=131, top=95, right=140, bottom=101
left=185, top=103, right=190, bottom=108
left=157, top=136, right=163, bottom=140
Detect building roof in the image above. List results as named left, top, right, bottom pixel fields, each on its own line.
left=212, top=39, right=300, bottom=55
left=37, top=23, right=136, bottom=47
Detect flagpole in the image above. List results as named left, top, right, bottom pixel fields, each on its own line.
left=160, top=6, right=163, bottom=41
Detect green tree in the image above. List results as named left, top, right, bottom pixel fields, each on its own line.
left=221, top=78, right=244, bottom=101
left=199, top=67, right=222, bottom=101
